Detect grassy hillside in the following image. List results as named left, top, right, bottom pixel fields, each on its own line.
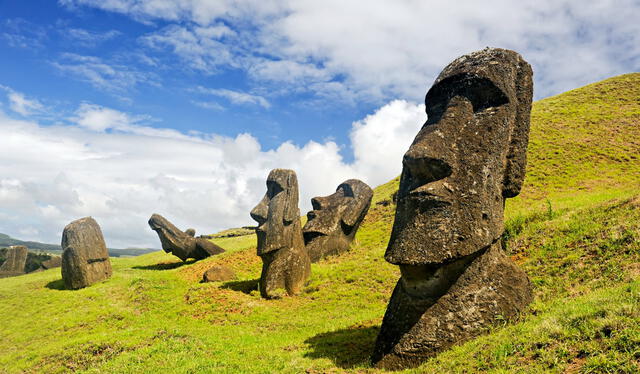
left=0, top=74, right=639, bottom=373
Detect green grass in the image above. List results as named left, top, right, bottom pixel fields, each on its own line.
left=1, top=74, right=639, bottom=373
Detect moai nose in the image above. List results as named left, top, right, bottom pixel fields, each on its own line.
left=403, top=148, right=452, bottom=191
left=250, top=195, right=269, bottom=225
left=311, top=196, right=325, bottom=210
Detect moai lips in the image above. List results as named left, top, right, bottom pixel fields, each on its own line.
left=372, top=48, right=534, bottom=369
left=303, top=179, right=373, bottom=262
left=251, top=169, right=310, bottom=299
left=148, top=214, right=225, bottom=261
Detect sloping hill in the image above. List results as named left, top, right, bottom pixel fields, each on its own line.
left=0, top=74, right=638, bottom=373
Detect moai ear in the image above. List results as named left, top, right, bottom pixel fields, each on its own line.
left=502, top=58, right=533, bottom=198
left=283, top=171, right=300, bottom=224
left=342, top=182, right=373, bottom=227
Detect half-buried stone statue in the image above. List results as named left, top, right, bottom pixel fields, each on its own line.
left=251, top=169, right=310, bottom=299
left=148, top=214, right=225, bottom=261
left=61, top=217, right=112, bottom=289
left=303, top=179, right=373, bottom=262
left=371, top=48, right=534, bottom=369
left=0, top=245, right=28, bottom=278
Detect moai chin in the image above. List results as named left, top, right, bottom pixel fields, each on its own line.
left=148, top=214, right=225, bottom=261
left=303, top=179, right=373, bottom=262
left=251, top=169, right=310, bottom=299
left=371, top=48, right=534, bottom=369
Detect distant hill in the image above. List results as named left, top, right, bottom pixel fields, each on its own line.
left=0, top=233, right=157, bottom=257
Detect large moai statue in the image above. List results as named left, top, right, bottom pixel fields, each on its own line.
left=303, top=179, right=373, bottom=262
left=251, top=169, right=310, bottom=299
left=0, top=245, right=28, bottom=277
left=148, top=214, right=225, bottom=261
left=371, top=48, right=534, bottom=369
left=61, top=217, right=112, bottom=289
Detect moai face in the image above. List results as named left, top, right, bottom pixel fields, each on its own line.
left=303, top=179, right=373, bottom=262
left=250, top=169, right=300, bottom=255
left=385, top=48, right=533, bottom=267
left=372, top=48, right=534, bottom=369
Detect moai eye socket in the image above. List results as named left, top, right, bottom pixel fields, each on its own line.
left=266, top=180, right=284, bottom=199
left=425, top=73, right=509, bottom=123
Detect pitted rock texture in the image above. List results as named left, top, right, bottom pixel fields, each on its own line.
left=148, top=214, right=225, bottom=261
left=303, top=179, right=373, bottom=262
left=372, top=48, right=534, bottom=369
left=202, top=265, right=236, bottom=282
left=251, top=169, right=310, bottom=299
left=41, top=256, right=62, bottom=270
left=61, top=217, right=112, bottom=289
left=0, top=245, right=28, bottom=277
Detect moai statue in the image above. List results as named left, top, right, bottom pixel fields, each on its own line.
left=0, top=245, right=28, bottom=277
left=371, top=48, right=534, bottom=369
left=251, top=169, right=310, bottom=299
left=148, top=214, right=225, bottom=261
left=303, top=179, right=373, bottom=262
left=61, top=217, right=112, bottom=289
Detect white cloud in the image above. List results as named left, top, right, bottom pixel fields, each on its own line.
left=195, top=87, right=270, bottom=108
left=140, top=24, right=238, bottom=73
left=65, top=28, right=121, bottom=46
left=0, top=99, right=423, bottom=248
left=62, top=0, right=640, bottom=101
left=51, top=53, right=157, bottom=94
left=1, top=86, right=45, bottom=116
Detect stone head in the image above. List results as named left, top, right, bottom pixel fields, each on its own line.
left=148, top=213, right=196, bottom=260
left=250, top=169, right=300, bottom=255
left=303, top=179, right=373, bottom=261
left=385, top=48, right=533, bottom=265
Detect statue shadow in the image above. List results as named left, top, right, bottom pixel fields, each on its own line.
left=304, top=325, right=379, bottom=369
left=45, top=279, right=66, bottom=290
left=220, top=279, right=259, bottom=294
left=133, top=259, right=196, bottom=271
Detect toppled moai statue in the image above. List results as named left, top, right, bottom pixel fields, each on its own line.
left=303, top=179, right=373, bottom=262
left=0, top=245, right=28, bottom=277
left=202, top=265, right=236, bottom=282
left=61, top=217, right=112, bottom=289
left=371, top=48, right=534, bottom=369
left=148, top=214, right=225, bottom=261
left=41, top=256, right=62, bottom=270
left=251, top=169, right=310, bottom=298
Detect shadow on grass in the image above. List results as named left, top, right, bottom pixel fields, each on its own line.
left=133, top=259, right=196, bottom=271
left=220, top=279, right=259, bottom=294
left=45, top=279, right=66, bottom=290
left=304, top=325, right=379, bottom=369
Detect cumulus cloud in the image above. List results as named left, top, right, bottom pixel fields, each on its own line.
left=0, top=99, right=423, bottom=248
left=61, top=0, right=640, bottom=101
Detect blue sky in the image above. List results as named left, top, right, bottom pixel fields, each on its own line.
left=0, top=0, right=638, bottom=248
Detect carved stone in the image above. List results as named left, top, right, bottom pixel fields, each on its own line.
left=148, top=214, right=225, bottom=261
left=0, top=245, right=28, bottom=277
left=41, top=256, right=62, bottom=270
left=303, top=179, right=373, bottom=262
left=372, top=48, right=534, bottom=369
left=61, top=217, right=112, bottom=289
left=251, top=169, right=310, bottom=298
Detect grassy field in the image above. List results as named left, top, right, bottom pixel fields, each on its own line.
left=1, top=73, right=639, bottom=373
